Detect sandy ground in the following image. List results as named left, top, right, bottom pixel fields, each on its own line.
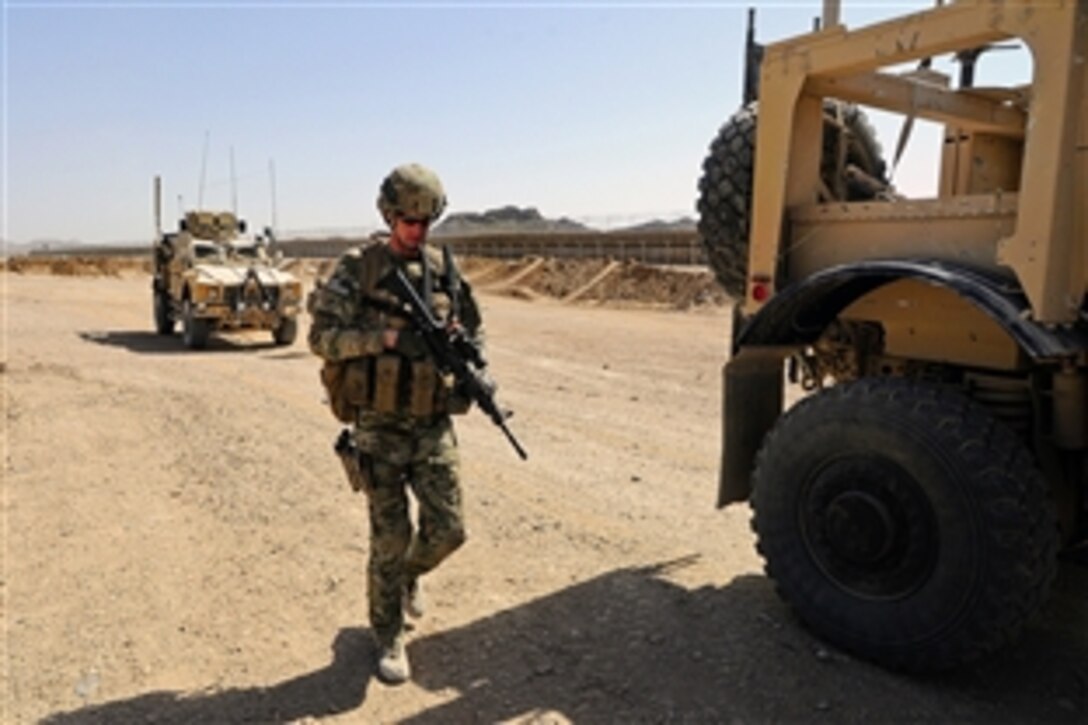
left=3, top=270, right=1087, bottom=724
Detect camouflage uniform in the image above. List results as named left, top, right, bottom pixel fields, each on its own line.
left=308, top=234, right=483, bottom=647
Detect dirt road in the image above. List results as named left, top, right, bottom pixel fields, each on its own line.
left=4, top=271, right=1086, bottom=723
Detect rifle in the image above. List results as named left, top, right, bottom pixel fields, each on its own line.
left=380, top=263, right=528, bottom=460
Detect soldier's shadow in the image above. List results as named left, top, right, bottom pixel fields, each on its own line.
left=77, top=330, right=283, bottom=354
left=39, top=560, right=1088, bottom=724
left=41, top=628, right=376, bottom=725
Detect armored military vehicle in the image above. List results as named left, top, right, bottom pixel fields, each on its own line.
left=699, top=0, right=1086, bottom=671
left=152, top=177, right=303, bottom=349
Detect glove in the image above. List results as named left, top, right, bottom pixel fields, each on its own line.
left=393, top=329, right=429, bottom=359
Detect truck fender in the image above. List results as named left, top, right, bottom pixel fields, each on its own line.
left=718, top=258, right=1088, bottom=507
left=737, top=258, right=1086, bottom=358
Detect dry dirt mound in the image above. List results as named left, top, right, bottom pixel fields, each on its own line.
left=2, top=255, right=150, bottom=277
left=466, top=257, right=729, bottom=309
left=513, top=258, right=613, bottom=299
left=578, top=260, right=729, bottom=309
left=458, top=257, right=536, bottom=288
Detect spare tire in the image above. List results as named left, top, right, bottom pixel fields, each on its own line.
left=697, top=101, right=887, bottom=298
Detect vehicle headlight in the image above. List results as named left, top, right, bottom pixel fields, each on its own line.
left=193, top=284, right=220, bottom=304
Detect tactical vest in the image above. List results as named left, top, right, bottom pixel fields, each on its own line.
left=321, top=241, right=470, bottom=422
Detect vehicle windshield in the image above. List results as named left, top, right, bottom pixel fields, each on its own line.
left=227, top=241, right=267, bottom=261
left=232, top=244, right=260, bottom=258
left=192, top=241, right=224, bottom=260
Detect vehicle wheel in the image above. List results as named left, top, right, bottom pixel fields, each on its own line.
left=751, top=377, right=1058, bottom=672
left=153, top=288, right=174, bottom=335
left=181, top=299, right=210, bottom=350
left=272, top=317, right=298, bottom=346
left=696, top=101, right=887, bottom=298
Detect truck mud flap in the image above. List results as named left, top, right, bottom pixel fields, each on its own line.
left=718, top=346, right=789, bottom=507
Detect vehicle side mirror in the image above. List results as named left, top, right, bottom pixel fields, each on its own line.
left=238, top=219, right=247, bottom=233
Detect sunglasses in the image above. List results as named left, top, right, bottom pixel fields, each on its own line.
left=399, top=216, right=429, bottom=227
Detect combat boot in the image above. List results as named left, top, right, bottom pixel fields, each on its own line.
left=376, top=633, right=411, bottom=684
left=403, top=578, right=424, bottom=619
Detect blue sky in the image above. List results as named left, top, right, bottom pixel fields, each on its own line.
left=3, top=1, right=1031, bottom=245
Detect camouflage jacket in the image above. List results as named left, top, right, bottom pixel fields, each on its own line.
left=308, top=234, right=484, bottom=364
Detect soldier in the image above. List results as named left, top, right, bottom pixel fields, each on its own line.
left=308, top=163, right=483, bottom=684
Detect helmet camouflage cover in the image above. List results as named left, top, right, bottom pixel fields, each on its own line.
left=378, top=163, right=447, bottom=226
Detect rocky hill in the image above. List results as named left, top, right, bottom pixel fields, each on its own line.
left=4, top=238, right=85, bottom=256
left=613, top=217, right=696, bottom=233
left=432, top=207, right=695, bottom=237
left=432, top=206, right=590, bottom=237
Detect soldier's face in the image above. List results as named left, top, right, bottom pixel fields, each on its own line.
left=391, top=215, right=429, bottom=257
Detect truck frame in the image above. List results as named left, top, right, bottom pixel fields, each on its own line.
left=705, top=0, right=1087, bottom=671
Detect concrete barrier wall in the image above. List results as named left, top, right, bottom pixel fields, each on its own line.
left=279, top=229, right=705, bottom=266
left=27, top=229, right=706, bottom=267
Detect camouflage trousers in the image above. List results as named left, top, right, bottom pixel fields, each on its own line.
left=353, top=412, right=465, bottom=646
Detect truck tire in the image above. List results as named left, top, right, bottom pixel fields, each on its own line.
left=153, top=288, right=174, bottom=335
left=272, top=317, right=298, bottom=346
left=751, top=377, right=1058, bottom=672
left=697, top=101, right=886, bottom=298
left=181, top=299, right=210, bottom=350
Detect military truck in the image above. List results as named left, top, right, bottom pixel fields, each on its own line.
left=152, top=177, right=303, bottom=349
left=698, top=0, right=1086, bottom=671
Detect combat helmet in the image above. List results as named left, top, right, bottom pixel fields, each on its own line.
left=378, top=163, right=447, bottom=226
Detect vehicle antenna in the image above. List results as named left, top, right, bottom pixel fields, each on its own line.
left=198, top=130, right=210, bottom=209
left=230, top=145, right=238, bottom=217
left=269, top=158, right=279, bottom=235
left=153, top=175, right=162, bottom=237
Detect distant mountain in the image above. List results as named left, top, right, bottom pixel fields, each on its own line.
left=433, top=206, right=591, bottom=237
left=432, top=207, right=696, bottom=237
left=611, top=217, right=696, bottom=233
left=4, top=238, right=85, bottom=256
